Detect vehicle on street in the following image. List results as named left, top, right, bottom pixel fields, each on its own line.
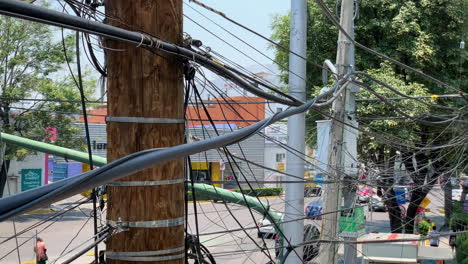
left=305, top=200, right=323, bottom=220
left=304, top=183, right=322, bottom=197
left=357, top=188, right=376, bottom=203
left=368, top=196, right=386, bottom=212
left=304, top=171, right=322, bottom=197
left=257, top=213, right=282, bottom=239
left=274, top=224, right=320, bottom=262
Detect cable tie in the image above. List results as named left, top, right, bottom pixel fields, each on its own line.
left=136, top=33, right=145, bottom=48
left=154, top=39, right=161, bottom=50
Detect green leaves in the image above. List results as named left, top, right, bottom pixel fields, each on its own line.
left=271, top=0, right=467, bottom=166
left=0, top=14, right=96, bottom=157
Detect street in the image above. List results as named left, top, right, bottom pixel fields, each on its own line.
left=0, top=186, right=451, bottom=264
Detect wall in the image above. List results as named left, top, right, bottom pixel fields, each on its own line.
left=71, top=123, right=266, bottom=189
left=189, top=127, right=265, bottom=188
left=2, top=152, right=46, bottom=197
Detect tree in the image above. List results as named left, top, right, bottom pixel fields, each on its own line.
left=0, top=13, right=95, bottom=197
left=272, top=0, right=467, bottom=94
left=271, top=0, right=467, bottom=233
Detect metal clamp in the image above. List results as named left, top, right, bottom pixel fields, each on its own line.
left=108, top=217, right=185, bottom=229
left=106, top=116, right=185, bottom=124
left=108, top=179, right=184, bottom=187
left=107, top=247, right=184, bottom=258
left=106, top=253, right=185, bottom=262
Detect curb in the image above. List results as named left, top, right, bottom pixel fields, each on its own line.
left=187, top=196, right=282, bottom=204
left=25, top=208, right=55, bottom=214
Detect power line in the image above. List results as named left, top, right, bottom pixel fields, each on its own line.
left=314, top=0, right=468, bottom=99
left=355, top=94, right=467, bottom=102
left=0, top=0, right=302, bottom=107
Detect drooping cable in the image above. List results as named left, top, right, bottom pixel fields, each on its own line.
left=75, top=30, right=100, bottom=264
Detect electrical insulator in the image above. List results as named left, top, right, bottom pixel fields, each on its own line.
left=461, top=40, right=465, bottom=49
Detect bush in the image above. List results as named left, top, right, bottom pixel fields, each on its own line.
left=450, top=202, right=468, bottom=231
left=186, top=191, right=211, bottom=201
left=418, top=220, right=431, bottom=236
left=456, top=233, right=468, bottom=264
left=232, top=187, right=283, bottom=197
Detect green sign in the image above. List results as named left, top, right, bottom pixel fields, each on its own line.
left=21, top=169, right=42, bottom=191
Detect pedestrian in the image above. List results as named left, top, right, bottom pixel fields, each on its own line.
left=34, top=237, right=48, bottom=264
left=449, top=228, right=457, bottom=252
left=428, top=225, right=440, bottom=247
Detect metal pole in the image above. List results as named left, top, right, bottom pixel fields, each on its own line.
left=341, top=0, right=359, bottom=261
left=319, top=0, right=357, bottom=263
left=283, top=0, right=307, bottom=263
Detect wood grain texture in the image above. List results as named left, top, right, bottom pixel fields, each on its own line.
left=105, top=1, right=184, bottom=263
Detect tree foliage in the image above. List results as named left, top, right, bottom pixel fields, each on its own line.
left=271, top=0, right=467, bottom=233
left=0, top=15, right=95, bottom=156
left=271, top=0, right=467, bottom=95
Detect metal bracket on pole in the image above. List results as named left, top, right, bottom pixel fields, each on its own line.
left=322, top=59, right=338, bottom=85
left=108, top=179, right=184, bottom=186
left=108, top=217, right=185, bottom=229
left=107, top=252, right=185, bottom=262
left=106, top=116, right=185, bottom=124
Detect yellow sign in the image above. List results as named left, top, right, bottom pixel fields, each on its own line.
left=420, top=197, right=431, bottom=208
left=277, top=162, right=285, bottom=172
left=192, top=162, right=209, bottom=170
left=82, top=163, right=91, bottom=172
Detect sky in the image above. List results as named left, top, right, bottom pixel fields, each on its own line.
left=45, top=0, right=292, bottom=99
left=183, top=0, right=290, bottom=72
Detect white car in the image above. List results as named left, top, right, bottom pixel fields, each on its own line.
left=452, top=189, right=462, bottom=201
left=257, top=213, right=282, bottom=239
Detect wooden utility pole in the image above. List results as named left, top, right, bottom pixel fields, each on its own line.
left=105, top=1, right=184, bottom=263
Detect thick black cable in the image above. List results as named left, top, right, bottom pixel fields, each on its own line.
left=191, top=81, right=278, bottom=262
left=61, top=227, right=112, bottom=264
left=189, top=81, right=276, bottom=262
left=0, top=76, right=337, bottom=221
left=0, top=0, right=301, bottom=107
left=74, top=30, right=100, bottom=264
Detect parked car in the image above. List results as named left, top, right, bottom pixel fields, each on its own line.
left=452, top=189, right=462, bottom=201
left=274, top=224, right=320, bottom=262
left=305, top=200, right=323, bottom=220
left=304, top=172, right=322, bottom=197
left=257, top=213, right=282, bottom=239
left=368, top=196, right=386, bottom=212
left=357, top=188, right=376, bottom=203
left=304, top=184, right=322, bottom=197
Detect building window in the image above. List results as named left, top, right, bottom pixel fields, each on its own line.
left=276, top=153, right=286, bottom=162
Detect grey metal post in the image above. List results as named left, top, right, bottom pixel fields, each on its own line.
left=341, top=0, right=359, bottom=261
left=283, top=0, right=307, bottom=263
left=319, top=0, right=357, bottom=263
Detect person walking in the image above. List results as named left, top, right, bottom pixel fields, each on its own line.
left=428, top=225, right=440, bottom=247
left=34, top=237, right=48, bottom=264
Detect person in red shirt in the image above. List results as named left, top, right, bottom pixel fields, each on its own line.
left=34, top=237, right=47, bottom=264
